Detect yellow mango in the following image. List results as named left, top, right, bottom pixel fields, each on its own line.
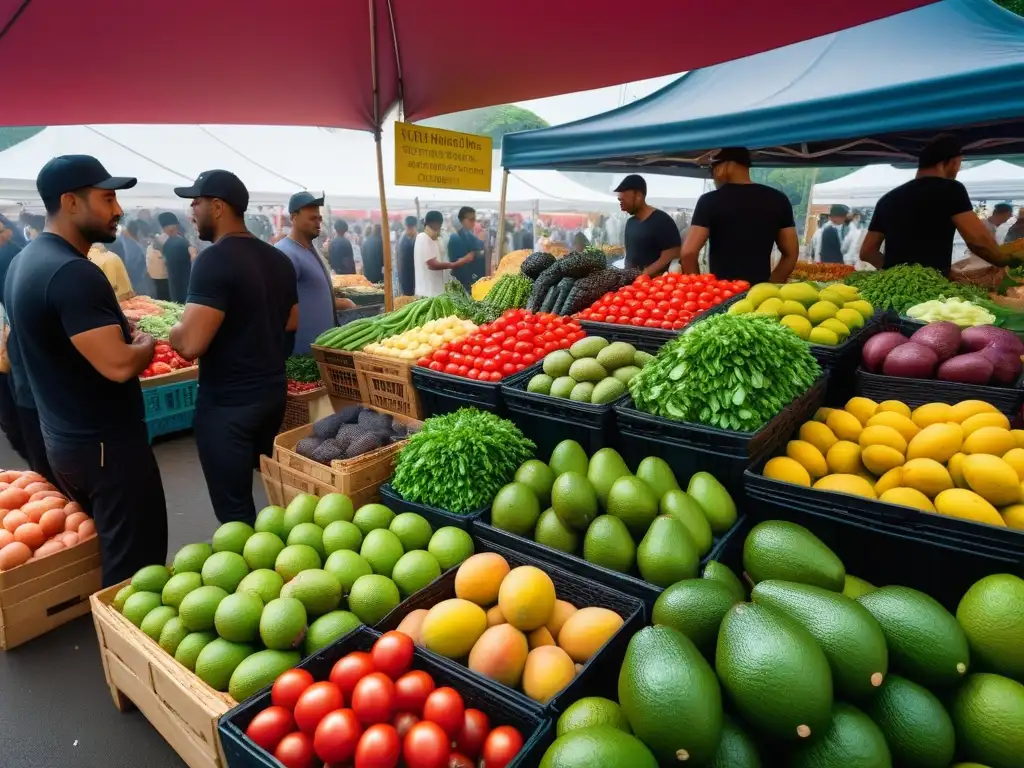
left=911, top=402, right=954, bottom=429
left=961, top=454, right=1023, bottom=507
left=1012, top=429, right=1024, bottom=449
left=876, top=400, right=912, bottom=418
left=963, top=426, right=1017, bottom=456
left=813, top=474, right=877, bottom=499
left=859, top=425, right=908, bottom=454
left=866, top=412, right=920, bottom=443
left=879, top=487, right=936, bottom=512
left=826, top=409, right=863, bottom=442
left=862, top=445, right=906, bottom=476
left=845, top=397, right=878, bottom=426
left=948, top=452, right=969, bottom=488
left=1002, top=448, right=1024, bottom=482
left=763, top=457, right=811, bottom=487
left=905, top=423, right=963, bottom=463
left=785, top=440, right=829, bottom=479
left=1002, top=504, right=1024, bottom=530
left=950, top=399, right=1001, bottom=423
left=961, top=411, right=1011, bottom=438
left=874, top=467, right=904, bottom=495
left=813, top=407, right=835, bottom=423
left=826, top=441, right=864, bottom=475
left=934, top=489, right=1006, bottom=527
left=799, top=421, right=838, bottom=456
left=901, top=458, right=954, bottom=498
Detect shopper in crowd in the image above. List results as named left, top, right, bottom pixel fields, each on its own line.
left=985, top=202, right=1014, bottom=242
left=398, top=215, right=418, bottom=296
left=414, top=210, right=470, bottom=297
left=816, top=204, right=849, bottom=264
left=616, top=174, right=682, bottom=276
left=110, top=219, right=153, bottom=297
left=158, top=212, right=193, bottom=304
left=682, top=148, right=798, bottom=283
left=861, top=135, right=1003, bottom=273
left=4, top=155, right=167, bottom=587
left=87, top=243, right=133, bottom=301
left=1006, top=208, right=1024, bottom=244
left=329, top=219, right=356, bottom=275
left=571, top=232, right=590, bottom=253
left=146, top=229, right=170, bottom=300
left=169, top=170, right=297, bottom=526
left=361, top=224, right=384, bottom=283
left=448, top=206, right=484, bottom=290
left=0, top=219, right=26, bottom=462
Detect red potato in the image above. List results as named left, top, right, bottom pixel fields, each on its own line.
left=77, top=520, right=96, bottom=539
left=0, top=487, right=30, bottom=510
left=39, top=509, right=66, bottom=538
left=14, top=522, right=45, bottom=550
left=23, top=482, right=55, bottom=495
left=3, top=510, right=28, bottom=533
left=65, top=512, right=88, bottom=532
left=0, top=541, right=32, bottom=569
left=29, top=490, right=66, bottom=503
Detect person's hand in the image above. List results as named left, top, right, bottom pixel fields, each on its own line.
left=133, top=332, right=156, bottom=353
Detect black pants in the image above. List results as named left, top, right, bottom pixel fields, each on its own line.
left=152, top=278, right=170, bottom=300
left=0, top=373, right=26, bottom=460
left=195, top=394, right=285, bottom=526
left=18, top=406, right=56, bottom=483
left=45, top=426, right=168, bottom=587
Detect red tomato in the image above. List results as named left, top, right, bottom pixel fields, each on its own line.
left=522, top=353, right=536, bottom=365
left=501, top=363, right=516, bottom=375
left=393, top=670, right=436, bottom=714
left=683, top=301, right=698, bottom=312
left=392, top=711, right=419, bottom=739
left=428, top=361, right=442, bottom=372
left=404, top=721, right=451, bottom=768
left=422, top=687, right=464, bottom=738
left=330, top=652, right=376, bottom=699
left=489, top=371, right=502, bottom=382
left=245, top=706, right=296, bottom=752
left=454, top=709, right=490, bottom=758
left=481, top=359, right=498, bottom=373
left=501, top=337, right=516, bottom=351
left=294, top=682, right=343, bottom=735
left=354, top=724, right=400, bottom=768
left=467, top=368, right=480, bottom=379
left=481, top=726, right=524, bottom=768
left=273, top=669, right=315, bottom=711
left=417, top=358, right=431, bottom=367
left=433, top=349, right=449, bottom=363
left=351, top=672, right=395, bottom=725
left=371, top=632, right=414, bottom=680
left=497, top=350, right=512, bottom=364
left=448, top=753, right=474, bottom=768
left=457, top=365, right=469, bottom=377
left=274, top=731, right=318, bottom=768
left=314, top=708, right=363, bottom=764
left=698, top=300, right=712, bottom=310
left=444, top=363, right=458, bottom=375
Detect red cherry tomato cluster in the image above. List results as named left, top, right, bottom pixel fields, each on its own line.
left=286, top=379, right=323, bottom=395
left=245, top=632, right=525, bottom=768
left=140, top=342, right=195, bottom=378
left=576, top=273, right=750, bottom=330
left=417, top=309, right=584, bottom=382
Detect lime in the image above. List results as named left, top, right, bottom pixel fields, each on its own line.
left=347, top=574, right=401, bottom=625
left=389, top=513, right=433, bottom=551
left=140, top=605, right=178, bottom=641
left=178, top=585, right=229, bottom=632
left=172, top=542, right=213, bottom=575
left=212, top=521, right=255, bottom=555
left=280, top=569, right=342, bottom=617
left=162, top=572, right=203, bottom=609
left=122, top=592, right=162, bottom=627
left=360, top=529, right=405, bottom=578
left=132, top=565, right=171, bottom=594
left=254, top=506, right=288, bottom=540
left=158, top=616, right=190, bottom=656
left=275, top=544, right=322, bottom=582
left=236, top=569, right=285, bottom=604
left=174, top=631, right=218, bottom=672
left=306, top=611, right=362, bottom=656
left=283, top=494, right=318, bottom=536
left=201, top=551, right=249, bottom=593
left=314, top=493, right=354, bottom=528
left=287, top=522, right=326, bottom=560
left=243, top=532, right=286, bottom=571
left=391, top=550, right=442, bottom=597
left=428, top=527, right=475, bottom=570
left=324, top=550, right=373, bottom=594
left=323, top=520, right=363, bottom=555
left=352, top=504, right=396, bottom=536
left=214, top=591, right=264, bottom=643
left=112, top=584, right=137, bottom=613
left=259, top=597, right=308, bottom=650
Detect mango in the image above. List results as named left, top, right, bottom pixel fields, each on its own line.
left=901, top=459, right=954, bottom=498
left=396, top=609, right=429, bottom=644
left=528, top=627, right=556, bottom=649
left=558, top=607, right=625, bottom=663
left=826, top=441, right=864, bottom=475
left=1002, top=448, right=1024, bottom=481
left=747, top=283, right=780, bottom=308
left=807, top=300, right=840, bottom=325
left=1001, top=504, right=1024, bottom=530
left=812, top=474, right=876, bottom=499
left=779, top=300, right=808, bottom=317
left=961, top=454, right=1022, bottom=506
left=950, top=399, right=1000, bottom=423
left=859, top=425, right=908, bottom=454
left=820, top=318, right=851, bottom=341
left=781, top=315, right=812, bottom=340
left=799, top=421, right=839, bottom=456
left=813, top=407, right=835, bottom=423
left=862, top=445, right=906, bottom=476
left=486, top=604, right=506, bottom=627
left=545, top=600, right=578, bottom=641
left=866, top=412, right=920, bottom=443
left=454, top=553, right=510, bottom=607
left=826, top=410, right=863, bottom=442
left=874, top=467, right=904, bottom=495
left=911, top=403, right=954, bottom=429
left=879, top=487, right=935, bottom=512
left=522, top=645, right=576, bottom=704
left=876, top=400, right=912, bottom=418
left=844, top=397, right=878, bottom=425
left=420, top=599, right=488, bottom=658
left=960, top=411, right=1010, bottom=436
left=835, top=307, right=865, bottom=331
left=934, top=489, right=1006, bottom=527
left=467, top=624, right=529, bottom=687
left=1012, top=429, right=1024, bottom=449
left=963, top=426, right=1016, bottom=456
left=786, top=440, right=829, bottom=479
left=808, top=327, right=839, bottom=346
left=845, top=299, right=875, bottom=319
left=763, top=457, right=811, bottom=486
left=948, top=453, right=969, bottom=488
left=498, top=566, right=556, bottom=631
left=728, top=299, right=755, bottom=314
left=906, top=422, right=962, bottom=463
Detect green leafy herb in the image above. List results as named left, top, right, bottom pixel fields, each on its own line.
left=285, top=355, right=321, bottom=383
left=391, top=408, right=535, bottom=513
left=628, top=313, right=821, bottom=432
left=844, top=264, right=987, bottom=314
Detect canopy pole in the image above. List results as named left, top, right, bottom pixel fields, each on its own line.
left=368, top=0, right=394, bottom=311
left=803, top=166, right=820, bottom=253
left=494, top=168, right=509, bottom=274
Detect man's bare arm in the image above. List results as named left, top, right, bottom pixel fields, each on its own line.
left=70, top=326, right=155, bottom=383
left=170, top=304, right=226, bottom=361
left=954, top=212, right=1008, bottom=266
left=769, top=227, right=800, bottom=282
left=643, top=246, right=682, bottom=277
left=680, top=226, right=710, bottom=274
left=859, top=231, right=885, bottom=269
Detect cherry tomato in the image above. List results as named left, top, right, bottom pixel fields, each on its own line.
left=351, top=672, right=395, bottom=725
left=444, top=363, right=459, bottom=375
left=501, top=363, right=516, bottom=375
left=371, top=631, right=414, bottom=680
left=392, top=711, right=419, bottom=739
left=428, top=361, right=442, bottom=372
left=245, top=706, right=295, bottom=752
left=448, top=753, right=474, bottom=768
left=274, top=731, right=318, bottom=768
left=467, top=368, right=480, bottom=379
left=330, top=652, right=376, bottom=699
left=273, top=669, right=315, bottom=711
left=417, top=357, right=431, bottom=367
left=489, top=371, right=502, bottom=382
left=354, top=723, right=400, bottom=768
left=457, top=365, right=469, bottom=377
left=314, top=708, right=363, bottom=764
left=501, top=337, right=516, bottom=351
left=422, top=687, right=465, bottom=738
left=402, top=720, right=451, bottom=768
left=497, top=350, right=512, bottom=364
left=522, top=353, right=536, bottom=365
left=481, top=725, right=524, bottom=768
left=433, top=349, right=449, bottom=363
left=294, top=682, right=344, bottom=735
left=454, top=708, right=490, bottom=758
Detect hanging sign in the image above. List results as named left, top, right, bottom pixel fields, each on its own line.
left=394, top=122, right=492, bottom=191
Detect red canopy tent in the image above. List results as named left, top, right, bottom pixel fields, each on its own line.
left=0, top=0, right=937, bottom=301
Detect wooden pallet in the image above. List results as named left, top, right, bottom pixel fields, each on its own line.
left=91, top=582, right=235, bottom=768
left=0, top=535, right=102, bottom=649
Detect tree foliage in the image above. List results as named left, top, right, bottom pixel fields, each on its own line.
left=995, top=0, right=1024, bottom=15
left=420, top=105, right=549, bottom=148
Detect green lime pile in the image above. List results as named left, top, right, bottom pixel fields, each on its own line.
left=113, top=491, right=473, bottom=700
left=527, top=337, right=651, bottom=405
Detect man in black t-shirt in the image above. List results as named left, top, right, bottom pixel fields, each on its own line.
left=169, top=170, right=298, bottom=525
left=398, top=216, right=418, bottom=296
left=4, top=155, right=167, bottom=586
left=682, top=148, right=798, bottom=284
left=328, top=220, right=355, bottom=274
left=860, top=135, right=1004, bottom=274
left=159, top=212, right=193, bottom=304
left=616, top=175, right=682, bottom=275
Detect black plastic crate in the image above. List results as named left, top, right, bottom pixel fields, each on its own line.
left=724, top=500, right=1023, bottom=611
left=806, top=311, right=885, bottom=367
left=379, top=482, right=487, bottom=531
left=412, top=365, right=534, bottom=418
left=218, top=626, right=552, bottom=768
left=576, top=320, right=678, bottom=353
left=473, top=515, right=747, bottom=620
left=375, top=538, right=644, bottom=714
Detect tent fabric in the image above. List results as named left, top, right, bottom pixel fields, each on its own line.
left=814, top=161, right=1024, bottom=206
left=501, top=0, right=1024, bottom=174
left=0, top=0, right=936, bottom=131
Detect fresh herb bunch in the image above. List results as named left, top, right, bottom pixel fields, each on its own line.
left=391, top=408, right=536, bottom=513
left=629, top=313, right=821, bottom=432
left=844, top=264, right=987, bottom=313
left=285, top=355, right=321, bottom=383
left=444, top=280, right=503, bottom=325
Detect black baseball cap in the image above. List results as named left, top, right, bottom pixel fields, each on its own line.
left=710, top=147, right=752, bottom=168
left=36, top=155, right=137, bottom=202
left=424, top=210, right=443, bottom=226
left=829, top=204, right=850, bottom=217
left=174, top=169, right=249, bottom=213
left=918, top=135, right=962, bottom=168
left=288, top=191, right=324, bottom=214
left=404, top=215, right=418, bottom=227
left=614, top=174, right=647, bottom=195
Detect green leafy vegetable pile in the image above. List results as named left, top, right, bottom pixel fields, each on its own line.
left=844, top=264, right=987, bottom=314
left=136, top=302, right=185, bottom=340
left=629, top=313, right=821, bottom=432
left=391, top=408, right=535, bottom=513
left=444, top=280, right=503, bottom=325
left=285, top=355, right=320, bottom=382
left=483, top=273, right=533, bottom=312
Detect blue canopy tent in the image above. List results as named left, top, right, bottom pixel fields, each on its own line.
left=501, top=0, right=1024, bottom=175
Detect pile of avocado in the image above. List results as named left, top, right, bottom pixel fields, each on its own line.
left=540, top=518, right=1024, bottom=768
left=490, top=440, right=738, bottom=588
left=526, top=337, right=653, bottom=405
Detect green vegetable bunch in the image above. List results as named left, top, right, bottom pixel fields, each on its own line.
left=314, top=294, right=462, bottom=351
left=285, top=355, right=320, bottom=382
left=444, top=280, right=503, bottom=325
left=135, top=301, right=185, bottom=340
left=844, top=264, right=987, bottom=313
left=391, top=408, right=535, bottom=513
left=483, top=273, right=533, bottom=312
left=629, top=314, right=821, bottom=432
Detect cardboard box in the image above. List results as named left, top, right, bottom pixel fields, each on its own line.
left=91, top=582, right=235, bottom=768
left=0, top=535, right=102, bottom=650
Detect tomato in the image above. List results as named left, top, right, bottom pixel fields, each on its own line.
left=467, top=368, right=480, bottom=379
left=273, top=669, right=315, bottom=711
left=491, top=331, right=505, bottom=342
left=399, top=720, right=450, bottom=768
left=371, top=632, right=414, bottom=680
left=448, top=753, right=474, bottom=768
left=422, top=687, right=465, bottom=738
left=314, top=708, right=363, bottom=764
left=274, top=731, right=318, bottom=768
left=433, top=349, right=449, bottom=363
left=471, top=345, right=482, bottom=355
left=444, top=363, right=458, bottom=375
left=428, top=361, right=442, bottom=372
left=698, top=300, right=712, bottom=310
left=457, top=365, right=469, bottom=377
left=497, top=350, right=512, bottom=364
left=522, top=353, right=536, bottom=365
left=330, top=652, right=376, bottom=699
left=454, top=708, right=490, bottom=758
left=683, top=301, right=698, bottom=312
left=354, top=723, right=400, bottom=768
left=630, top=318, right=645, bottom=327
left=294, top=682, right=344, bottom=735
left=392, top=711, right=419, bottom=739
left=351, top=672, right=395, bottom=725
left=500, top=363, right=515, bottom=376
left=501, top=337, right=516, bottom=351
left=514, top=340, right=533, bottom=354
left=489, top=371, right=502, bottom=382
left=635, top=308, right=649, bottom=319
left=481, top=726, right=524, bottom=768
left=245, top=706, right=295, bottom=752
left=473, top=357, right=486, bottom=370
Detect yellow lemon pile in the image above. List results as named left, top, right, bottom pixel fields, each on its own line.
left=763, top=397, right=1024, bottom=530
left=729, top=281, right=874, bottom=346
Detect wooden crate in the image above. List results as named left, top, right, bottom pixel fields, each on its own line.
left=260, top=455, right=381, bottom=509
left=279, top=387, right=329, bottom=434
left=311, top=345, right=364, bottom=401
left=140, top=365, right=199, bottom=390
left=353, top=352, right=421, bottom=418
left=91, top=582, right=235, bottom=768
left=0, top=535, right=102, bottom=649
